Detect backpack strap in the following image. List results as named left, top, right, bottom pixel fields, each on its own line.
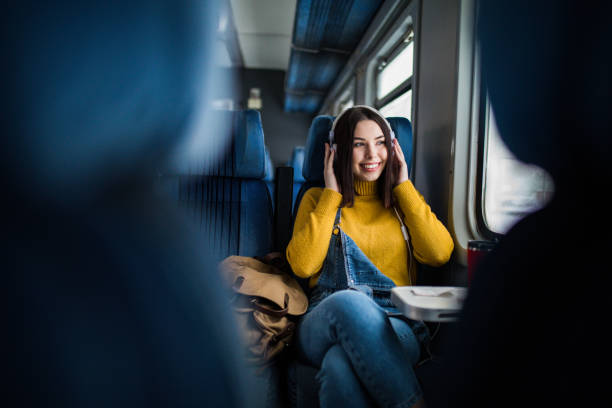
left=250, top=293, right=290, bottom=317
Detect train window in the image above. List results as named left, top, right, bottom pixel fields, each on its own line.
left=376, top=37, right=413, bottom=100
left=375, top=30, right=414, bottom=120
left=481, top=102, right=555, bottom=234
left=379, top=89, right=411, bottom=118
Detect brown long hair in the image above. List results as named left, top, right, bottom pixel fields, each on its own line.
left=333, top=106, right=395, bottom=208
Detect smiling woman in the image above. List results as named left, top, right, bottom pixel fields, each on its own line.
left=285, top=105, right=453, bottom=408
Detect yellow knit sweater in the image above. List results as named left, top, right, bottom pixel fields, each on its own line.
left=287, top=179, right=454, bottom=287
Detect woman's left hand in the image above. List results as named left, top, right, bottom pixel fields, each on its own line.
left=393, top=139, right=409, bottom=186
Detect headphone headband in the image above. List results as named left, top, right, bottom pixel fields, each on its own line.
left=328, top=105, right=395, bottom=146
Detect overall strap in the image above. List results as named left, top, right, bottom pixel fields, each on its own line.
left=333, top=207, right=342, bottom=228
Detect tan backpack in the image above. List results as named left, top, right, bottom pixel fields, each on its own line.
left=219, top=254, right=308, bottom=367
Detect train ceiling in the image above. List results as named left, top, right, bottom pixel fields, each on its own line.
left=225, top=0, right=384, bottom=113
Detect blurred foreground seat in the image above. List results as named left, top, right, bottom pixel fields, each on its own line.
left=5, top=1, right=258, bottom=406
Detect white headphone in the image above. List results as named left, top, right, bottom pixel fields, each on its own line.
left=328, top=105, right=395, bottom=151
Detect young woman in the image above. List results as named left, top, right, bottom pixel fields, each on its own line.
left=286, top=106, right=454, bottom=407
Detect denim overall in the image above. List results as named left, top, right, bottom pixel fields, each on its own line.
left=308, top=208, right=430, bottom=346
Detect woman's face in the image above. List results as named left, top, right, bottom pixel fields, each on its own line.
left=351, top=119, right=388, bottom=181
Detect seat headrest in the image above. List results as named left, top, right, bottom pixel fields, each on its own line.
left=302, top=115, right=413, bottom=182
left=198, top=109, right=266, bottom=179
left=289, top=146, right=306, bottom=183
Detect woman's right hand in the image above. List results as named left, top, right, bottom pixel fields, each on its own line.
left=324, top=143, right=341, bottom=193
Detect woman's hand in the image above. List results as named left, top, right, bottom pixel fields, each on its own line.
left=324, top=143, right=341, bottom=193
left=393, top=139, right=409, bottom=186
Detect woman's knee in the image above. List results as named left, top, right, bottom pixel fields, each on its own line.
left=320, top=290, right=383, bottom=321
left=316, top=290, right=388, bottom=334
left=297, top=290, right=393, bottom=363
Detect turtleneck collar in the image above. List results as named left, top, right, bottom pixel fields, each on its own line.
left=354, top=179, right=378, bottom=196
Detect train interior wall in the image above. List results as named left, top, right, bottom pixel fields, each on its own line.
left=413, top=0, right=466, bottom=286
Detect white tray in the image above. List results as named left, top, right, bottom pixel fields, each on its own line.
left=391, top=286, right=468, bottom=322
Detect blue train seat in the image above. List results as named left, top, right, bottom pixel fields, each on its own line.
left=288, top=115, right=414, bottom=408
left=161, top=109, right=275, bottom=264
left=264, top=147, right=276, bottom=209
left=288, top=146, right=306, bottom=213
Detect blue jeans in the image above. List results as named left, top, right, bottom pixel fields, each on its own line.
left=297, top=290, right=423, bottom=408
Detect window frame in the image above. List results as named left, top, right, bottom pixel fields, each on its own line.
left=374, top=29, right=415, bottom=111
left=475, top=86, right=504, bottom=241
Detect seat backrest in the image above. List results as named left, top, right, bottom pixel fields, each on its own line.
left=293, top=115, right=414, bottom=219
left=288, top=146, right=306, bottom=210
left=162, top=109, right=274, bottom=264
left=264, top=147, right=275, bottom=209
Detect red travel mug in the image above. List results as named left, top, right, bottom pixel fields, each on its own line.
left=467, top=240, right=496, bottom=284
